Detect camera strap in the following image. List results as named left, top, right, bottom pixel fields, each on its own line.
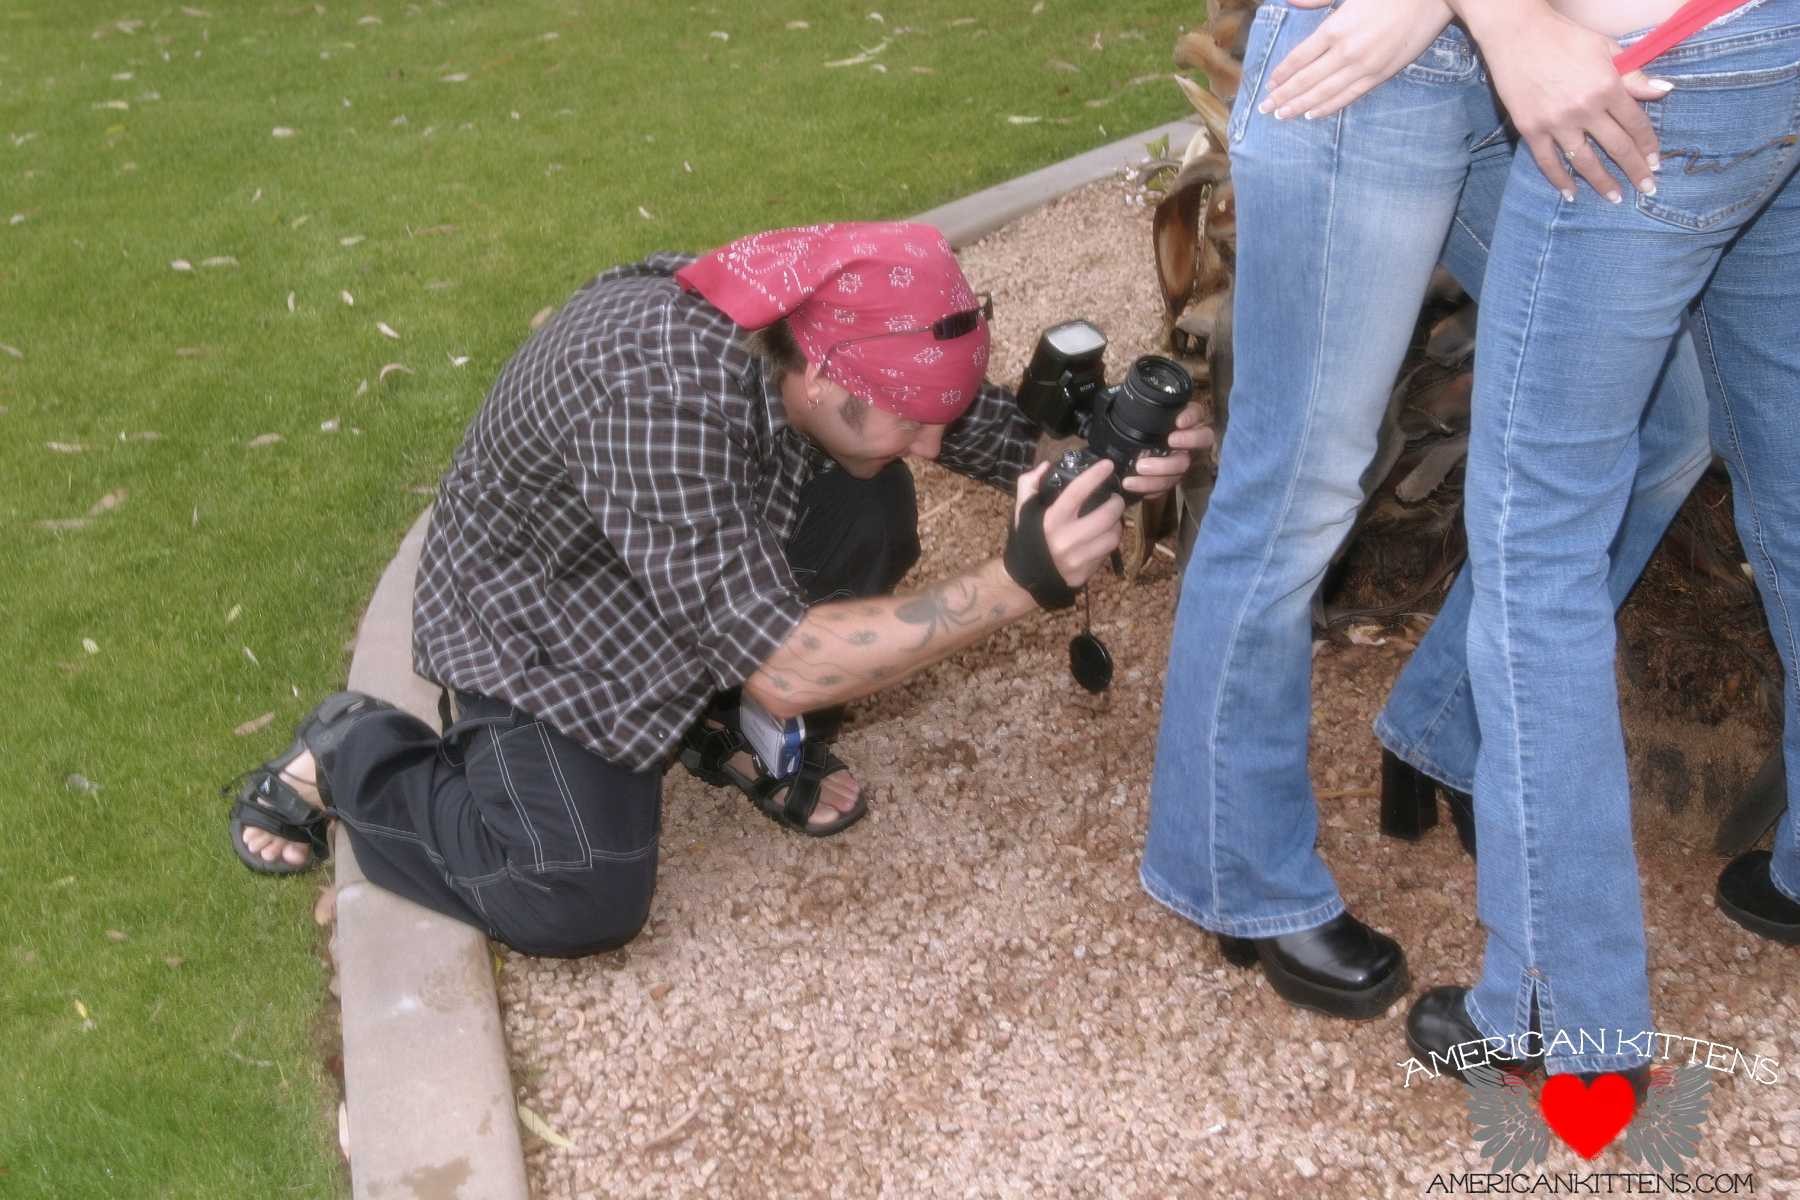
left=1003, top=495, right=1078, bottom=611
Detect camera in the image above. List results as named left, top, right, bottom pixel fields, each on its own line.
left=1016, top=320, right=1193, bottom=512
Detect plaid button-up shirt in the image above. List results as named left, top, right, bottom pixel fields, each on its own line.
left=412, top=253, right=1040, bottom=771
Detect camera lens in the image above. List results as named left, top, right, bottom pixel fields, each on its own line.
left=1106, top=355, right=1193, bottom=446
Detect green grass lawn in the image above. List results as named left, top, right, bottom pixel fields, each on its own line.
left=0, top=2, right=1186, bottom=1195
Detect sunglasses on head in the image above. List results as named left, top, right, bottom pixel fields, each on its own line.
left=817, top=294, right=993, bottom=380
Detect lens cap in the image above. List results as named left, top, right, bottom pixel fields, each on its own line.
left=1069, top=632, right=1114, bottom=694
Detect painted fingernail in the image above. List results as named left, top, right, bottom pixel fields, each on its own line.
left=1562, top=189, right=1576, bottom=203
left=1649, top=78, right=1675, bottom=93
left=1274, top=105, right=1292, bottom=120
left=1258, top=99, right=1273, bottom=114
left=1608, top=191, right=1623, bottom=204
left=1639, top=178, right=1657, bottom=196
left=1303, top=110, right=1318, bottom=120
left=1648, top=152, right=1662, bottom=172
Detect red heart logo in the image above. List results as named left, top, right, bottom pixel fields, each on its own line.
left=1539, top=1074, right=1639, bottom=1158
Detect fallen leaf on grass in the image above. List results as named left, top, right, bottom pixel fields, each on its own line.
left=354, top=379, right=368, bottom=397
left=272, top=126, right=298, bottom=139
left=339, top=235, right=364, bottom=247
left=164, top=956, right=184, bottom=968
left=440, top=72, right=469, bottom=82
left=73, top=999, right=96, bottom=1031
left=376, top=320, right=400, bottom=340
left=170, top=259, right=193, bottom=272
left=378, top=362, right=413, bottom=383
left=87, top=488, right=127, bottom=516
left=517, top=1103, right=573, bottom=1149
left=825, top=39, right=890, bottom=67
left=410, top=223, right=456, bottom=238
left=245, top=433, right=282, bottom=448
left=529, top=306, right=554, bottom=330
left=340, top=290, right=355, bottom=307
left=105, top=929, right=127, bottom=942
left=82, top=638, right=99, bottom=654
left=321, top=417, right=339, bottom=432
left=1, top=341, right=23, bottom=359
left=46, top=441, right=84, bottom=453
left=118, top=430, right=161, bottom=442
left=289, top=215, right=309, bottom=229
left=356, top=13, right=381, bottom=24
left=9, top=212, right=26, bottom=225
left=286, top=291, right=295, bottom=312
left=1007, top=115, right=1043, bottom=125
left=234, top=711, right=275, bottom=736
left=175, top=346, right=210, bottom=358
left=35, top=518, right=91, bottom=531
left=313, top=885, right=337, bottom=926
left=181, top=5, right=212, bottom=16
left=225, top=604, right=242, bottom=623
left=786, top=20, right=810, bottom=30
left=242, top=645, right=260, bottom=666
left=708, top=30, right=728, bottom=41
left=448, top=353, right=469, bottom=367
left=637, top=206, right=654, bottom=221
left=93, top=99, right=130, bottom=111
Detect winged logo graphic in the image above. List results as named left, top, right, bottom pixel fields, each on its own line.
left=1463, top=1064, right=1550, bottom=1170
left=1620, top=1066, right=1713, bottom=1171
left=1463, top=1063, right=1713, bottom=1168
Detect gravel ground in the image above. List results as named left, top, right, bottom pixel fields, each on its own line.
left=498, top=182, right=1800, bottom=1199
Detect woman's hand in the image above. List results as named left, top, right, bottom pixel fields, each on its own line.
left=1259, top=0, right=1456, bottom=122
left=1451, top=0, right=1670, bottom=202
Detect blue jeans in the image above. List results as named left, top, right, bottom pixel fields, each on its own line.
left=1142, top=3, right=1711, bottom=937
left=1456, top=3, right=1800, bottom=1074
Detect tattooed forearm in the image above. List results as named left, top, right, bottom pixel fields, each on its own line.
left=745, top=557, right=1035, bottom=716
left=893, top=579, right=986, bottom=648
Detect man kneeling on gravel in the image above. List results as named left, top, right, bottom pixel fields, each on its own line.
left=224, top=221, right=1210, bottom=957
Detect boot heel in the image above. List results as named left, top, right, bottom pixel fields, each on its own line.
left=1217, top=935, right=1259, bottom=968
left=1379, top=749, right=1439, bottom=841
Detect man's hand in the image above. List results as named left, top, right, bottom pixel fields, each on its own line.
left=1259, top=0, right=1455, bottom=122
left=1121, top=400, right=1213, bottom=499
left=1014, top=459, right=1124, bottom=590
left=1454, top=0, right=1670, bottom=202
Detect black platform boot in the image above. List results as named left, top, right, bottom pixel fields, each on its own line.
left=1404, top=986, right=1542, bottom=1081
left=1379, top=749, right=1476, bottom=858
left=1717, top=849, right=1800, bottom=943
left=1217, top=912, right=1409, bottom=1020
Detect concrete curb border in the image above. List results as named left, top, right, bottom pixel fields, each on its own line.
left=330, top=116, right=1193, bottom=1199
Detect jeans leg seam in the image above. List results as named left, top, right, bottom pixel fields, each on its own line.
left=1204, top=120, right=1345, bottom=923
left=1695, top=300, right=1800, bottom=720
left=1491, top=192, right=1566, bottom=983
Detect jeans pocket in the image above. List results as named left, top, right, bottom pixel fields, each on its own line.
left=1398, top=27, right=1478, bottom=85
left=1229, top=3, right=1290, bottom=143
left=1636, top=58, right=1800, bottom=231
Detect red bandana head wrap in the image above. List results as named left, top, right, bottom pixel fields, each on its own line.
left=676, top=221, right=990, bottom=424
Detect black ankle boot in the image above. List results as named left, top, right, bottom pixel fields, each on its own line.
left=1379, top=749, right=1476, bottom=859
left=1217, top=912, right=1409, bottom=1020
left=1404, top=986, right=1542, bottom=1081
left=1717, top=850, right=1800, bottom=943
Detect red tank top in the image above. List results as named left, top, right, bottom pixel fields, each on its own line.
left=1615, top=0, right=1761, bottom=73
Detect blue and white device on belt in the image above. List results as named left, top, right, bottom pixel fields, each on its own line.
left=737, top=696, right=805, bottom=779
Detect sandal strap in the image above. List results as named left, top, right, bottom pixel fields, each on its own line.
left=228, top=770, right=331, bottom=855
left=775, top=739, right=845, bottom=828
